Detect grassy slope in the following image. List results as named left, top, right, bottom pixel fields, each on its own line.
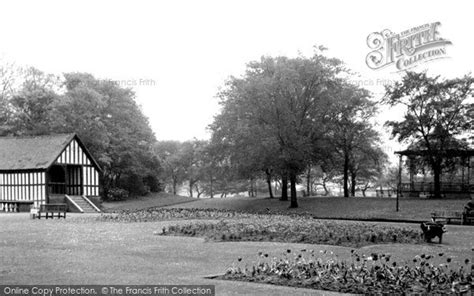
left=101, top=192, right=197, bottom=212
left=166, top=196, right=469, bottom=221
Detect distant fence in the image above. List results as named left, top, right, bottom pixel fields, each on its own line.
left=375, top=189, right=396, bottom=198
left=400, top=182, right=474, bottom=193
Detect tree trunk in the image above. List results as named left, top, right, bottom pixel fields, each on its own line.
left=306, top=167, right=311, bottom=197
left=265, top=169, right=274, bottom=198
left=189, top=181, right=193, bottom=197
left=280, top=173, right=288, bottom=201
left=351, top=171, right=356, bottom=197
left=249, top=178, right=255, bottom=197
left=343, top=153, right=349, bottom=197
left=209, top=172, right=214, bottom=198
left=254, top=178, right=258, bottom=197
left=194, top=184, right=203, bottom=198
left=172, top=177, right=177, bottom=195
left=362, top=183, right=369, bottom=197
left=289, top=172, right=298, bottom=208
left=323, top=180, right=329, bottom=196
left=433, top=162, right=442, bottom=199
left=115, top=173, right=121, bottom=187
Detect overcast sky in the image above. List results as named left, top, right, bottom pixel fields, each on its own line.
left=0, top=0, right=472, bottom=147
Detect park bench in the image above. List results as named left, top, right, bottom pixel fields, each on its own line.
left=431, top=211, right=471, bottom=225
left=34, top=204, right=67, bottom=219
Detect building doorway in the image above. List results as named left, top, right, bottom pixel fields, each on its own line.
left=66, top=165, right=83, bottom=195
left=48, top=165, right=83, bottom=195
left=48, top=165, right=66, bottom=194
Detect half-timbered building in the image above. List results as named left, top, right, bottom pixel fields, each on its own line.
left=0, top=134, right=101, bottom=212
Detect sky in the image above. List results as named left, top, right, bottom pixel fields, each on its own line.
left=0, top=0, right=473, bottom=154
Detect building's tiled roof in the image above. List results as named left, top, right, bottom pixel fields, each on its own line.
left=0, top=134, right=75, bottom=170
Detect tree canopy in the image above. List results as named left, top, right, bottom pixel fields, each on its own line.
left=384, top=71, right=474, bottom=198
left=0, top=65, right=160, bottom=198
left=210, top=49, right=386, bottom=205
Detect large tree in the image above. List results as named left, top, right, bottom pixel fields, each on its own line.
left=8, top=67, right=61, bottom=135
left=0, top=66, right=160, bottom=197
left=0, top=60, right=20, bottom=134
left=322, top=82, right=384, bottom=197
left=179, top=140, right=208, bottom=197
left=0, top=65, right=60, bottom=135
left=210, top=103, right=281, bottom=199
left=211, top=49, right=344, bottom=207
left=348, top=142, right=386, bottom=197
left=154, top=140, right=186, bottom=195
left=54, top=73, right=159, bottom=196
left=384, top=71, right=474, bottom=198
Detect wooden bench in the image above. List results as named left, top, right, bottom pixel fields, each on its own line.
left=35, top=204, right=67, bottom=219
left=431, top=211, right=464, bottom=224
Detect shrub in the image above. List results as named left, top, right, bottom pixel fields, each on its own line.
left=144, top=175, right=162, bottom=192
left=106, top=187, right=130, bottom=201
left=120, top=174, right=148, bottom=196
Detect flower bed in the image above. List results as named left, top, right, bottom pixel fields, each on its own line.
left=219, top=250, right=472, bottom=294
left=101, top=208, right=424, bottom=247
left=99, top=208, right=261, bottom=222
left=160, top=217, right=423, bottom=247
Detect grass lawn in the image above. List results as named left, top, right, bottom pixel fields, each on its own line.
left=0, top=213, right=474, bottom=295
left=166, top=195, right=470, bottom=222
left=0, top=213, right=472, bottom=295
left=9, top=194, right=469, bottom=294
left=101, top=192, right=197, bottom=212
left=0, top=214, right=342, bottom=295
